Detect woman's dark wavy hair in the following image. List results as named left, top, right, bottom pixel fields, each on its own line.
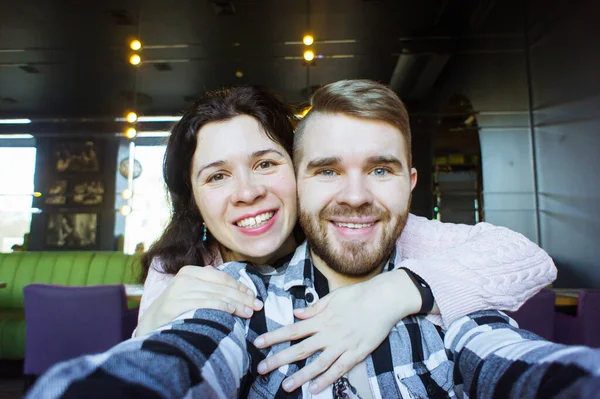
left=140, top=85, right=296, bottom=281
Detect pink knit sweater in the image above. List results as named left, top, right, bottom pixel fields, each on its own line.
left=139, top=214, right=557, bottom=327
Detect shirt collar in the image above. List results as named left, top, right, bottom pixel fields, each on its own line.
left=281, top=240, right=400, bottom=292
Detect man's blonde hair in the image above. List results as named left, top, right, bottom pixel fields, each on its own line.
left=294, top=79, right=412, bottom=168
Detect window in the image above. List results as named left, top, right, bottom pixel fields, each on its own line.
left=123, top=145, right=171, bottom=254
left=0, top=147, right=37, bottom=252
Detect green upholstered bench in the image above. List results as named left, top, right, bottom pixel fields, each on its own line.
left=0, top=252, right=141, bottom=360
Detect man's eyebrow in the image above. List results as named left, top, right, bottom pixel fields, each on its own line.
left=305, top=156, right=342, bottom=170
left=366, top=155, right=404, bottom=169
left=251, top=149, right=285, bottom=159
left=196, top=160, right=226, bottom=177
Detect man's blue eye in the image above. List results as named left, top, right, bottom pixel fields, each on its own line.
left=320, top=169, right=336, bottom=176
left=373, top=168, right=388, bottom=176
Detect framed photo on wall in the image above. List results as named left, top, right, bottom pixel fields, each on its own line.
left=45, top=213, right=98, bottom=248
left=45, top=180, right=68, bottom=205
left=54, top=141, right=100, bottom=173
left=72, top=180, right=104, bottom=205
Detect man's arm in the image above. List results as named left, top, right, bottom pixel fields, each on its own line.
left=446, top=310, right=600, bottom=398
left=27, top=309, right=250, bottom=399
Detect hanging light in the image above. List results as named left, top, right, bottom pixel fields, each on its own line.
left=303, top=50, right=315, bottom=62
left=121, top=189, right=133, bottom=200
left=120, top=205, right=132, bottom=216
left=125, top=127, right=137, bottom=139
left=130, top=39, right=142, bottom=51
left=129, top=54, right=141, bottom=65
left=302, top=35, right=314, bottom=46
left=126, top=112, right=138, bottom=123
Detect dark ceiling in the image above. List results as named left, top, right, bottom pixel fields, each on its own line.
left=0, top=0, right=488, bottom=121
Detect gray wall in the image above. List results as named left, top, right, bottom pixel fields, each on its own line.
left=431, top=0, right=600, bottom=287
left=529, top=0, right=600, bottom=288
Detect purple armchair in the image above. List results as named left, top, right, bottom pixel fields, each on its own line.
left=555, top=290, right=600, bottom=348
left=506, top=289, right=556, bottom=341
left=23, top=284, right=138, bottom=379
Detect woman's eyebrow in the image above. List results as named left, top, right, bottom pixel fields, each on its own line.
left=251, top=149, right=285, bottom=158
left=197, top=160, right=226, bottom=177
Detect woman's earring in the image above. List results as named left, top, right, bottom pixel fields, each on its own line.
left=202, top=223, right=208, bottom=242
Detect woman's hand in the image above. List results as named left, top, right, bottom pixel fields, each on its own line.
left=253, top=269, right=422, bottom=394
left=135, top=265, right=263, bottom=336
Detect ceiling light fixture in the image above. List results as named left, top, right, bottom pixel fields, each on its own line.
left=121, top=189, right=134, bottom=200
left=130, top=39, right=142, bottom=51
left=126, top=112, right=138, bottom=123
left=129, top=54, right=141, bottom=65
left=125, top=127, right=137, bottom=139
left=303, top=35, right=314, bottom=46
left=303, top=50, right=315, bottom=62
left=0, top=134, right=34, bottom=139
left=114, top=115, right=181, bottom=123
left=0, top=119, right=31, bottom=124
left=120, top=205, right=133, bottom=216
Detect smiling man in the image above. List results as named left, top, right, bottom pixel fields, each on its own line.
left=28, top=81, right=600, bottom=399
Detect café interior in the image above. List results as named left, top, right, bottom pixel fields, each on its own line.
left=0, top=0, right=599, bottom=396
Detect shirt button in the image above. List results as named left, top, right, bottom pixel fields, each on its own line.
left=259, top=375, right=269, bottom=384
left=305, top=292, right=315, bottom=303
left=426, top=384, right=436, bottom=395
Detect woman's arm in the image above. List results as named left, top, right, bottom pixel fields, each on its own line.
left=397, top=214, right=557, bottom=326
left=135, top=258, right=262, bottom=336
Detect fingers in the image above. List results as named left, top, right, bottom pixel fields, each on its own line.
left=293, top=294, right=332, bottom=320
left=279, top=349, right=340, bottom=392
left=180, top=265, right=255, bottom=297
left=254, top=318, right=317, bottom=349
left=307, top=352, right=361, bottom=394
left=256, top=335, right=321, bottom=375
left=200, top=283, right=263, bottom=312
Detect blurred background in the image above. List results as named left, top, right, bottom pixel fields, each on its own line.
left=0, top=0, right=598, bottom=289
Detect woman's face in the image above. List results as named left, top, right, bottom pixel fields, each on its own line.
left=191, top=115, right=297, bottom=264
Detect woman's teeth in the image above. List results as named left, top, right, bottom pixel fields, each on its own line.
left=236, top=212, right=275, bottom=228
left=334, top=222, right=374, bottom=229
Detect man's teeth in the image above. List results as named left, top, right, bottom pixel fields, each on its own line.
left=236, top=212, right=275, bottom=228
left=335, top=222, right=374, bottom=229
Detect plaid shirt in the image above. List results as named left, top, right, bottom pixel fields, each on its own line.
left=29, top=242, right=600, bottom=398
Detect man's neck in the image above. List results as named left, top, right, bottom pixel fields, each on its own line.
left=310, top=249, right=386, bottom=291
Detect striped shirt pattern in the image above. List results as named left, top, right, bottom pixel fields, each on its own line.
left=28, top=242, right=600, bottom=398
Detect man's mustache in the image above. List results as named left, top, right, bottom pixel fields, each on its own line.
left=320, top=204, right=387, bottom=220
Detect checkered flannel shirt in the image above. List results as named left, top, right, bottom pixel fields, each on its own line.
left=28, top=242, right=600, bottom=398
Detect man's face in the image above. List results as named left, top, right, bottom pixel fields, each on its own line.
left=296, top=113, right=417, bottom=276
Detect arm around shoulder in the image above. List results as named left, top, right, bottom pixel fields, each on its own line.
left=397, top=215, right=557, bottom=326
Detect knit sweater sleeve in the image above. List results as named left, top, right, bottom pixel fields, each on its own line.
left=397, top=214, right=557, bottom=327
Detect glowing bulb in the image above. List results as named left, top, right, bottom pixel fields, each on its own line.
left=125, top=127, right=137, bottom=139
left=303, top=35, right=314, bottom=46
left=126, top=112, right=138, bottom=123
left=130, top=39, right=142, bottom=51
left=303, top=50, right=315, bottom=62
left=121, top=189, right=133, bottom=200
left=129, top=54, right=141, bottom=65
left=120, top=205, right=132, bottom=216
left=33, top=192, right=42, bottom=198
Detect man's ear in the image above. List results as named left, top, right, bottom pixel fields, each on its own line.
left=410, top=168, right=418, bottom=192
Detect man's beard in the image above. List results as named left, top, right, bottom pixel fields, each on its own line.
left=299, top=200, right=410, bottom=277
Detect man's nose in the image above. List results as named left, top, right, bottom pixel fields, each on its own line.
left=334, top=173, right=373, bottom=208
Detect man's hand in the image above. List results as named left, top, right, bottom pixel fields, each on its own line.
left=253, top=269, right=423, bottom=393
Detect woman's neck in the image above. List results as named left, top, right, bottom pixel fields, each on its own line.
left=219, top=234, right=297, bottom=266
